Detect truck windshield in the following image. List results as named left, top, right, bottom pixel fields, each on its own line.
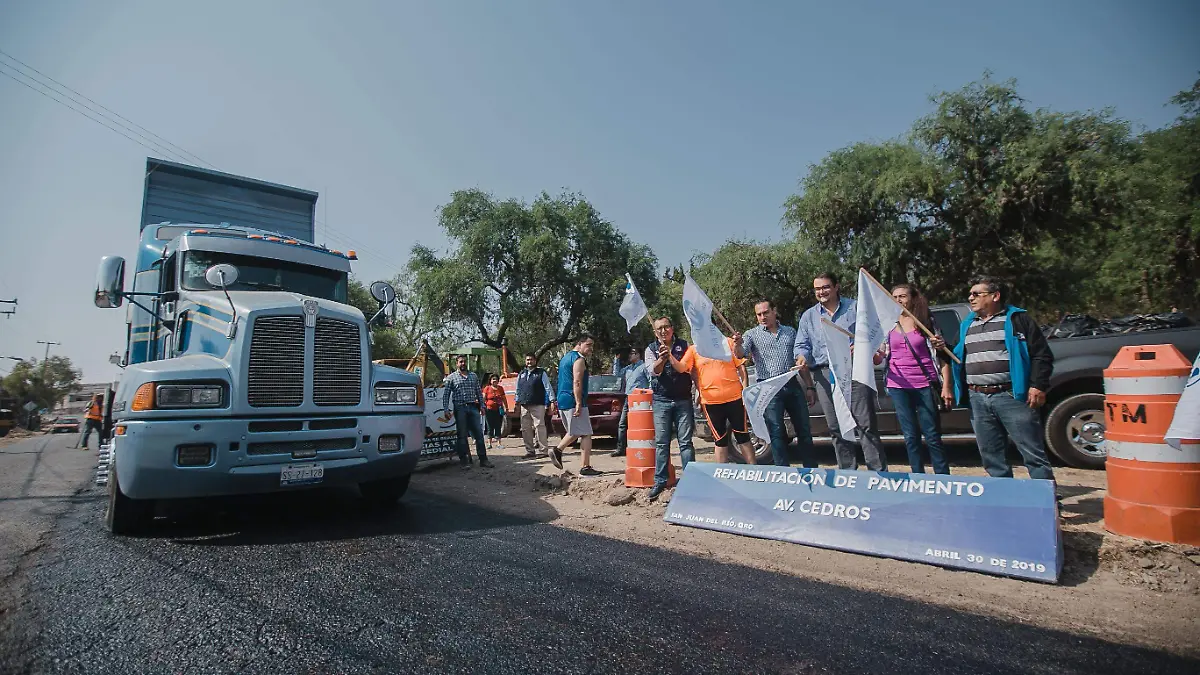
left=182, top=251, right=348, bottom=303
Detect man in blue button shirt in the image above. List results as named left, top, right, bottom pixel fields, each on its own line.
left=793, top=271, right=887, bottom=471
left=612, top=346, right=650, bottom=457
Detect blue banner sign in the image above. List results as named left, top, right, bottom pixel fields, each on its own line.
left=664, top=463, right=1062, bottom=583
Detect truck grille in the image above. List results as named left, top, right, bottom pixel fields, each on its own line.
left=247, top=316, right=305, bottom=407
left=313, top=318, right=361, bottom=406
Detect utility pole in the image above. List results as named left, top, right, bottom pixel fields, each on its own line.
left=0, top=298, right=14, bottom=319
left=36, top=340, right=60, bottom=380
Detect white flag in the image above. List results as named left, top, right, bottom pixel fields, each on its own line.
left=852, top=268, right=904, bottom=391
left=821, top=318, right=858, bottom=442
left=682, top=274, right=732, bottom=361
left=618, top=273, right=648, bottom=332
left=742, top=370, right=798, bottom=442
left=1165, top=353, right=1200, bottom=449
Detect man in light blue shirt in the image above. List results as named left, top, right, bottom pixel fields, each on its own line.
left=793, top=271, right=886, bottom=471
left=612, top=347, right=650, bottom=457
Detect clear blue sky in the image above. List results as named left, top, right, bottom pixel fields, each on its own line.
left=1, top=0, right=1196, bottom=381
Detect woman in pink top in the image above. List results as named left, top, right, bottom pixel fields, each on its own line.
left=885, top=284, right=954, bottom=474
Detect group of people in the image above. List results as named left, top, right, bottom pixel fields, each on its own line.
left=443, top=270, right=1057, bottom=497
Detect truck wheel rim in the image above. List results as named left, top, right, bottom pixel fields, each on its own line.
left=1066, top=410, right=1106, bottom=459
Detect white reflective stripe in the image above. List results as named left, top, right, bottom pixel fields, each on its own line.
left=628, top=440, right=655, bottom=449
left=1106, top=439, right=1200, bottom=463
left=1103, top=376, right=1187, bottom=396
left=630, top=401, right=653, bottom=411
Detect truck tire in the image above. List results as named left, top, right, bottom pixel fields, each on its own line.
left=105, top=470, right=153, bottom=535
left=360, top=475, right=411, bottom=509
left=1044, top=393, right=1108, bottom=470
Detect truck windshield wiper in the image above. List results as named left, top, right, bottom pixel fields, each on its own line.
left=235, top=281, right=286, bottom=291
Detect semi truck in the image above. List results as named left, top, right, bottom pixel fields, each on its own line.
left=93, top=158, right=425, bottom=534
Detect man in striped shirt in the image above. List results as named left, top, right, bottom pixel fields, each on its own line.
left=936, top=277, right=1055, bottom=481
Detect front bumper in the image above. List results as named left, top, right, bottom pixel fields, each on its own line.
left=113, top=413, right=423, bottom=500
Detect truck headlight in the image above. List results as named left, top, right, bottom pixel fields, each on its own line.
left=375, top=384, right=418, bottom=405
left=154, top=384, right=225, bottom=409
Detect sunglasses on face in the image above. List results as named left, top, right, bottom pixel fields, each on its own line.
left=968, top=291, right=995, bottom=299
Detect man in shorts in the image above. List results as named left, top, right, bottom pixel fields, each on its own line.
left=550, top=334, right=600, bottom=476
left=668, top=334, right=756, bottom=464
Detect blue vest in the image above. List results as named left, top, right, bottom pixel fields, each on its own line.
left=650, top=338, right=692, bottom=402
left=952, top=306, right=1032, bottom=403
left=516, top=368, right=548, bottom=406
left=556, top=351, right=588, bottom=409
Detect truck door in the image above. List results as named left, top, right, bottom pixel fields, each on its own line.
left=127, top=269, right=160, bottom=364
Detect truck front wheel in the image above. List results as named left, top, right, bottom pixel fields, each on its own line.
left=360, top=475, right=411, bottom=509
left=1044, top=393, right=1108, bottom=470
left=105, top=470, right=154, bottom=535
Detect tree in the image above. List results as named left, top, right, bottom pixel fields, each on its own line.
left=689, top=237, right=849, bottom=327
left=1095, top=77, right=1200, bottom=314
left=2, top=356, right=81, bottom=411
left=409, top=189, right=659, bottom=361
left=347, top=275, right=456, bottom=362
left=784, top=75, right=1135, bottom=312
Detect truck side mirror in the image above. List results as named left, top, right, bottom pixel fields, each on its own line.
left=94, top=256, right=126, bottom=308
left=369, top=282, right=397, bottom=328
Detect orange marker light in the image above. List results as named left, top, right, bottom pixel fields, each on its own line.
left=331, top=250, right=342, bottom=255
left=248, top=234, right=264, bottom=239
left=132, top=383, right=156, bottom=411
left=191, top=229, right=209, bottom=234
left=347, top=250, right=358, bottom=260
left=266, top=237, right=281, bottom=242
left=284, top=239, right=298, bottom=244
left=114, top=425, right=127, bottom=436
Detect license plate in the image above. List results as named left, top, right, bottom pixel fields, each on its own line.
left=280, top=462, right=324, bottom=486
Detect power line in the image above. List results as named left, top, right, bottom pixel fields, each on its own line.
left=1, top=50, right=402, bottom=269
left=0, top=65, right=192, bottom=163
left=0, top=49, right=214, bottom=169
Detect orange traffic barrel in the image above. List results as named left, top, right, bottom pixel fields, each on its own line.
left=625, top=389, right=675, bottom=488
left=1103, top=344, right=1200, bottom=545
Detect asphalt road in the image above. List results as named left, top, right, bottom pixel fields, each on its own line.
left=2, top=435, right=1197, bottom=674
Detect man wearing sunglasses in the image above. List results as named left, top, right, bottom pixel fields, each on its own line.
left=932, top=277, right=1055, bottom=482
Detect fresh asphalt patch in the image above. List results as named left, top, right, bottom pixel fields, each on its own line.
left=3, top=482, right=1197, bottom=675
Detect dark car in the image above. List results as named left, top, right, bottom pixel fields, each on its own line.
left=51, top=416, right=81, bottom=434
left=551, top=374, right=626, bottom=438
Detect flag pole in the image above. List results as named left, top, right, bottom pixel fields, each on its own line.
left=859, top=268, right=962, bottom=365
left=820, top=316, right=853, bottom=338
left=711, top=304, right=737, bottom=336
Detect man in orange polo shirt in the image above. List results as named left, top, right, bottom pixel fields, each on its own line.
left=668, top=334, right=756, bottom=464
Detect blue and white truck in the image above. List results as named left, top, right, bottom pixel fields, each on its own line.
left=93, top=158, right=425, bottom=534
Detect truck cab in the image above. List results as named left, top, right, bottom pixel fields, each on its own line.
left=93, top=159, right=424, bottom=534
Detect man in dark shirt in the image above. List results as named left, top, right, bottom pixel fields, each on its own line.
left=644, top=317, right=695, bottom=501
left=935, top=276, right=1054, bottom=482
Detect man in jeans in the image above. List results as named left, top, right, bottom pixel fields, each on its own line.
left=644, top=317, right=695, bottom=501
left=793, top=272, right=887, bottom=471
left=935, top=276, right=1055, bottom=481
left=737, top=300, right=816, bottom=467
left=443, top=356, right=494, bottom=469
left=612, top=346, right=650, bottom=458
left=516, top=352, right=553, bottom=458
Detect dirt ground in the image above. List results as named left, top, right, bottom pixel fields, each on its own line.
left=413, top=434, right=1200, bottom=657
left=0, top=427, right=42, bottom=448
